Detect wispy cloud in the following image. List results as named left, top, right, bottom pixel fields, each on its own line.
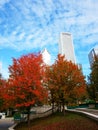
left=0, top=61, right=9, bottom=79
left=0, top=0, right=98, bottom=51
left=0, top=0, right=98, bottom=78
left=0, top=61, right=2, bottom=70
left=0, top=0, right=10, bottom=8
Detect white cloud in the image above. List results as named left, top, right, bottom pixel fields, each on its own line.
left=1, top=67, right=9, bottom=79
left=0, top=0, right=98, bottom=78
left=0, top=0, right=98, bottom=52
left=0, top=61, right=9, bottom=79
left=0, top=61, right=2, bottom=70
left=0, top=0, right=10, bottom=8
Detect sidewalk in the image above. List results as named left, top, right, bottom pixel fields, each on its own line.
left=0, top=118, right=14, bottom=130
left=67, top=108, right=98, bottom=121
left=8, top=108, right=98, bottom=130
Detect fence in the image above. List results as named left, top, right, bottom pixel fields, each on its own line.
left=29, top=106, right=57, bottom=120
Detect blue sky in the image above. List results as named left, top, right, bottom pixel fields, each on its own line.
left=0, top=0, right=98, bottom=79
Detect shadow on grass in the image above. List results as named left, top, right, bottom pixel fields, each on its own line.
left=15, top=111, right=98, bottom=130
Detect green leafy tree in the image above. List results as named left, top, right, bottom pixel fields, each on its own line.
left=87, top=55, right=98, bottom=101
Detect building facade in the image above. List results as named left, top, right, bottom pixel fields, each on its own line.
left=88, top=47, right=98, bottom=67
left=41, top=48, right=51, bottom=65
left=59, top=32, right=76, bottom=63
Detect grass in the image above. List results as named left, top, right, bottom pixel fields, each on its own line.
left=15, top=111, right=98, bottom=130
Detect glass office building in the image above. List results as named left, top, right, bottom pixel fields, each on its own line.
left=88, top=47, right=98, bottom=67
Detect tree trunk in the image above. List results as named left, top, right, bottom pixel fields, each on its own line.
left=27, top=106, right=31, bottom=130
left=58, top=102, right=62, bottom=112
left=62, top=101, right=65, bottom=115
left=52, top=102, right=54, bottom=113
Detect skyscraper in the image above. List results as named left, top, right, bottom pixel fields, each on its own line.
left=41, top=48, right=51, bottom=65
left=88, top=46, right=98, bottom=67
left=59, top=32, right=76, bottom=63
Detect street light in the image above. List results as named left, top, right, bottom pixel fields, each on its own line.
left=95, top=92, right=98, bottom=103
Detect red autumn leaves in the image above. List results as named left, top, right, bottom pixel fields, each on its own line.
left=3, top=53, right=48, bottom=109
left=0, top=53, right=86, bottom=111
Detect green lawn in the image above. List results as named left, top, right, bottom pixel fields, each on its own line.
left=15, top=112, right=98, bottom=130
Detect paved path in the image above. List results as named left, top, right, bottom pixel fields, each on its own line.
left=75, top=108, right=98, bottom=116
left=67, top=108, right=98, bottom=121
left=0, top=108, right=97, bottom=130
left=0, top=118, right=14, bottom=130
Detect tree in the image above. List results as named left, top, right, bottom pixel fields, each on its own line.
left=87, top=55, right=98, bottom=101
left=0, top=75, right=4, bottom=110
left=0, top=74, right=7, bottom=111
left=6, top=53, right=48, bottom=126
left=45, top=54, right=86, bottom=113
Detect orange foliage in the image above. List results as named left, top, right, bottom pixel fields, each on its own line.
left=45, top=54, right=87, bottom=105
left=6, top=53, right=48, bottom=109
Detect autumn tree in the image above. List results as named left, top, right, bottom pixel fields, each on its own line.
left=6, top=53, right=48, bottom=124
left=0, top=74, right=7, bottom=111
left=0, top=74, right=4, bottom=110
left=45, top=54, right=86, bottom=113
left=87, top=55, right=98, bottom=101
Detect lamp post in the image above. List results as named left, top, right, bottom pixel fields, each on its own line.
left=96, top=92, right=98, bottom=103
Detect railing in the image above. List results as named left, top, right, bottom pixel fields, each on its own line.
left=14, top=106, right=57, bottom=122
left=29, top=106, right=57, bottom=120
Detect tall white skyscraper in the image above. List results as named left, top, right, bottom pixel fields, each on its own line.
left=59, top=32, right=76, bottom=63
left=41, top=48, right=51, bottom=65
left=88, top=46, right=98, bottom=67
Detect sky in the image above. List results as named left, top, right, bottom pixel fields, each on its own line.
left=0, top=0, right=98, bottom=79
